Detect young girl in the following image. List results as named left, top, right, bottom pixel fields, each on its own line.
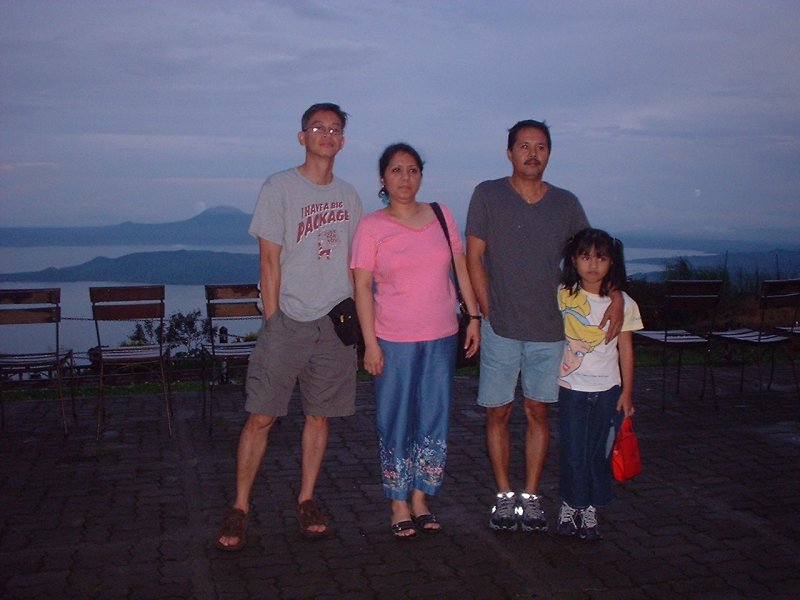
left=557, top=228, right=642, bottom=540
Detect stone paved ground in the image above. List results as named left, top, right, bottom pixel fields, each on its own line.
left=1, top=364, right=798, bottom=599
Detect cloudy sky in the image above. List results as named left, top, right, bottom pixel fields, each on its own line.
left=1, top=0, right=798, bottom=246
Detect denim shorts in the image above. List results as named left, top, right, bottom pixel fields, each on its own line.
left=476, top=319, right=562, bottom=408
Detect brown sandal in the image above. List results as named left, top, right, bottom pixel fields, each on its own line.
left=297, top=499, right=329, bottom=539
left=216, top=507, right=248, bottom=551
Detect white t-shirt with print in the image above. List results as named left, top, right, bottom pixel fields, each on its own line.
left=557, top=287, right=643, bottom=392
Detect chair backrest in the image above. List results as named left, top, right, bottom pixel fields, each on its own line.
left=0, top=288, right=61, bottom=326
left=90, top=285, right=165, bottom=321
left=90, top=285, right=165, bottom=347
left=0, top=288, right=63, bottom=355
left=205, top=284, right=261, bottom=319
left=758, top=279, right=800, bottom=332
left=204, top=284, right=261, bottom=344
left=760, top=279, right=800, bottom=310
left=662, top=280, right=724, bottom=332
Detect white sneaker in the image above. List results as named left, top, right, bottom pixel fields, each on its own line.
left=557, top=501, right=579, bottom=536
left=579, top=505, right=601, bottom=540
left=518, top=492, right=548, bottom=532
left=489, top=492, right=518, bottom=531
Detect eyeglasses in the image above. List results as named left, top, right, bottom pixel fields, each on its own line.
left=305, top=125, right=343, bottom=137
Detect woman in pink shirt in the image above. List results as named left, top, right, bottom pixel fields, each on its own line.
left=351, top=143, right=480, bottom=538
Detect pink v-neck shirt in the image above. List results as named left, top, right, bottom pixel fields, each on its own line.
left=350, top=203, right=464, bottom=342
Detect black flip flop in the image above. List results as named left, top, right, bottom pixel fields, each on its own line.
left=412, top=513, right=442, bottom=533
left=391, top=520, right=417, bottom=539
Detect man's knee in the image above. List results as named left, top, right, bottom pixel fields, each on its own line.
left=303, top=414, right=329, bottom=432
left=243, top=412, right=277, bottom=434
left=486, top=404, right=513, bottom=426
left=523, top=399, right=549, bottom=424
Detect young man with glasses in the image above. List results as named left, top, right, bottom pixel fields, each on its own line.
left=216, top=103, right=362, bottom=550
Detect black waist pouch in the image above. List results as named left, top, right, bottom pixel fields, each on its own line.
left=327, top=297, right=362, bottom=346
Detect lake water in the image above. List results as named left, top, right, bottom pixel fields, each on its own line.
left=0, top=244, right=712, bottom=355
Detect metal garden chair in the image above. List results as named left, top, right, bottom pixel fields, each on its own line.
left=200, top=284, right=261, bottom=434
left=89, top=285, right=172, bottom=437
left=0, top=288, right=76, bottom=435
left=712, top=278, right=800, bottom=403
left=635, top=280, right=724, bottom=410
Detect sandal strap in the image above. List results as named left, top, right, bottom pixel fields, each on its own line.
left=218, top=507, right=247, bottom=537
left=391, top=520, right=416, bottom=534
left=297, top=499, right=328, bottom=536
left=412, top=513, right=442, bottom=532
left=413, top=513, right=439, bottom=526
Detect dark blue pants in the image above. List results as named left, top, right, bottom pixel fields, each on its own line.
left=558, top=386, right=621, bottom=508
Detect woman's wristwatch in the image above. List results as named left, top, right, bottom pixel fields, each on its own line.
left=468, top=314, right=482, bottom=321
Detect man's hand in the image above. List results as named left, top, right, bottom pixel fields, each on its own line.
left=600, top=289, right=624, bottom=343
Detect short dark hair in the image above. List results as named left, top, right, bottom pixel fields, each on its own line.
left=378, top=142, right=425, bottom=177
left=561, top=228, right=627, bottom=296
left=507, top=119, right=551, bottom=152
left=301, top=102, right=349, bottom=131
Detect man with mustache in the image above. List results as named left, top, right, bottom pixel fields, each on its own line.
left=466, top=119, right=621, bottom=534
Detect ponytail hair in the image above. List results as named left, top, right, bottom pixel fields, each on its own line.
left=561, top=228, right=627, bottom=296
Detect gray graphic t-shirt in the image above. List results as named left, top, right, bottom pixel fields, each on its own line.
left=249, top=167, right=363, bottom=321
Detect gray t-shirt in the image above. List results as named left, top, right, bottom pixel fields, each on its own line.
left=465, top=177, right=589, bottom=342
left=248, top=167, right=363, bottom=321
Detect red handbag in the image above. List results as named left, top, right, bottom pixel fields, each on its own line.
left=612, top=416, right=642, bottom=482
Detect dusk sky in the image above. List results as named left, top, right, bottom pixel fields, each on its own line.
left=1, top=1, right=798, bottom=246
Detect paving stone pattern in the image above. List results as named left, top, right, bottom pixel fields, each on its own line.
left=1, top=365, right=799, bottom=599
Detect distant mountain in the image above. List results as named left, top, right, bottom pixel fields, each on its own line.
left=2, top=207, right=798, bottom=254
left=0, top=250, right=259, bottom=285
left=3, top=247, right=798, bottom=286
left=0, top=206, right=252, bottom=247
left=616, top=232, right=800, bottom=254
left=629, top=249, right=800, bottom=281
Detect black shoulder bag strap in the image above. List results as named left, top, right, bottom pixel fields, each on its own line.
left=430, top=202, right=467, bottom=314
